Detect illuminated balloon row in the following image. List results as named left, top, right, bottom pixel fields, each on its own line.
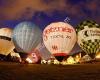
left=43, top=20, right=100, bottom=61
left=0, top=20, right=99, bottom=62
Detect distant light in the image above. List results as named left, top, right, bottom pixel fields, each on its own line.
left=41, top=60, right=47, bottom=64
left=66, top=56, right=76, bottom=64
left=95, top=52, right=100, bottom=59
left=26, top=57, right=33, bottom=63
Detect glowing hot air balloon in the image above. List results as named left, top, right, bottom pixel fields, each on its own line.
left=0, top=28, right=15, bottom=56
left=36, top=42, right=51, bottom=60
left=76, top=20, right=100, bottom=59
left=43, top=22, right=76, bottom=61
left=12, top=21, right=42, bottom=54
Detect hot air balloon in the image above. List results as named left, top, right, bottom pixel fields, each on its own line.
left=76, top=20, right=100, bottom=59
left=0, top=28, right=15, bottom=56
left=43, top=22, right=76, bottom=62
left=26, top=51, right=41, bottom=64
left=36, top=42, right=51, bottom=60
left=12, top=21, right=42, bottom=56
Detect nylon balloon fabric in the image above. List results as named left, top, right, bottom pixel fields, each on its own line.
left=12, top=21, right=42, bottom=54
left=76, top=20, right=100, bottom=58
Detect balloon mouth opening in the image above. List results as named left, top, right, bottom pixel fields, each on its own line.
left=88, top=53, right=96, bottom=59
left=53, top=53, right=68, bottom=62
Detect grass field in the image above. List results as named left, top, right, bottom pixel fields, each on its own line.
left=0, top=61, right=100, bottom=80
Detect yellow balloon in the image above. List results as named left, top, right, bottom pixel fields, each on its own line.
left=0, top=28, right=15, bottom=56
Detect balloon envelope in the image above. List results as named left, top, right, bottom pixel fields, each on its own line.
left=12, top=21, right=42, bottom=53
left=76, top=20, right=100, bottom=58
left=26, top=51, right=41, bottom=63
left=0, top=28, right=15, bottom=56
left=43, top=22, right=76, bottom=61
left=36, top=42, right=51, bottom=60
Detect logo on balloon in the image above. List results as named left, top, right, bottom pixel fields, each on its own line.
left=52, top=45, right=58, bottom=50
left=43, top=27, right=73, bottom=41
left=78, top=28, right=100, bottom=39
left=44, top=27, right=73, bottom=35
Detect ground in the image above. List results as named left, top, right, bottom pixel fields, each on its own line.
left=0, top=61, right=100, bottom=80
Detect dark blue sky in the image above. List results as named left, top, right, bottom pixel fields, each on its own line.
left=0, top=0, right=99, bottom=30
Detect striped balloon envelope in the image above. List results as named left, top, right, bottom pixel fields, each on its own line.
left=0, top=28, right=15, bottom=56
left=43, top=22, right=76, bottom=61
left=76, top=20, right=100, bottom=58
left=12, top=21, right=42, bottom=54
left=36, top=42, right=51, bottom=60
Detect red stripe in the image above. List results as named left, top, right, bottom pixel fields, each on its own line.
left=53, top=53, right=67, bottom=56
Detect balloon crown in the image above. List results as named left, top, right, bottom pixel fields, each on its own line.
left=76, top=20, right=100, bottom=33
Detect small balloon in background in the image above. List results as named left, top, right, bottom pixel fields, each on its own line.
left=26, top=50, right=41, bottom=64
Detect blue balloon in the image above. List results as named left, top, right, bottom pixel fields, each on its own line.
left=12, top=21, right=42, bottom=53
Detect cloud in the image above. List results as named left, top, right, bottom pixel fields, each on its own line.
left=0, top=0, right=99, bottom=23
left=0, top=0, right=81, bottom=20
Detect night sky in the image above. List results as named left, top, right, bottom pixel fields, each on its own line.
left=0, top=0, right=99, bottom=29
left=0, top=0, right=100, bottom=53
